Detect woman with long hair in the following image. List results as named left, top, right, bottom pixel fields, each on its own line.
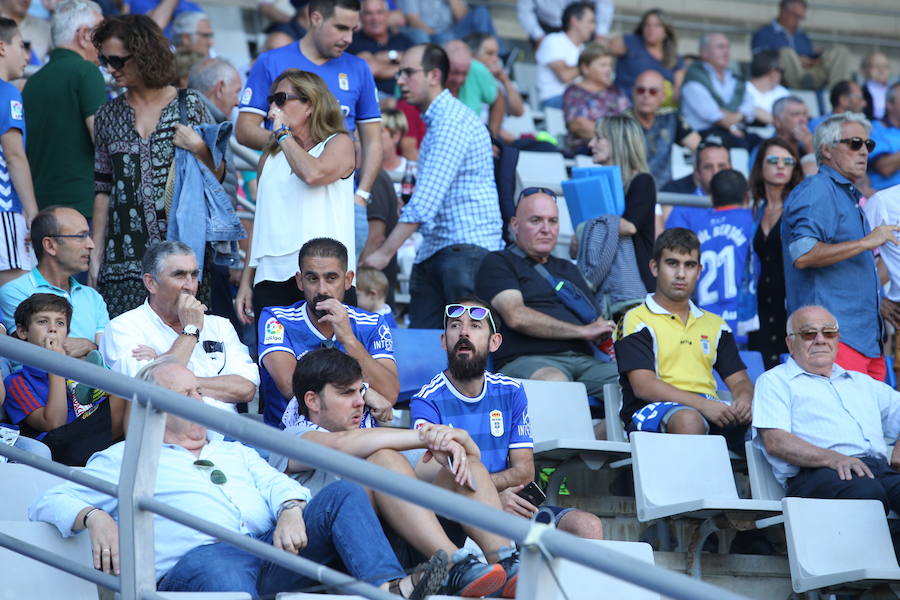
left=607, top=8, right=684, bottom=103
left=589, top=114, right=657, bottom=289
left=235, top=68, right=355, bottom=323
left=563, top=43, right=630, bottom=153
left=90, top=15, right=221, bottom=317
left=747, top=137, right=802, bottom=369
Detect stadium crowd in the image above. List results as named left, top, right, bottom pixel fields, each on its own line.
left=0, top=0, right=898, bottom=595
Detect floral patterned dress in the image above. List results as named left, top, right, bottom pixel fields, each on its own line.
left=93, top=89, right=212, bottom=318
left=563, top=83, right=631, bottom=151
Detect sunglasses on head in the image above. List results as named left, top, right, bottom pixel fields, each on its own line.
left=267, top=92, right=305, bottom=107
left=518, top=186, right=558, bottom=201
left=99, top=54, right=132, bottom=71
left=838, top=137, right=876, bottom=152
left=634, top=86, right=660, bottom=96
left=788, top=327, right=840, bottom=341
left=444, top=304, right=497, bottom=333
left=764, top=155, right=797, bottom=166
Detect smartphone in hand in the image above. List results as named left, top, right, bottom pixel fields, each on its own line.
left=516, top=481, right=547, bottom=507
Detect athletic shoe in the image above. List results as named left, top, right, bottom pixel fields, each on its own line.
left=497, top=547, right=520, bottom=598
left=442, top=548, right=507, bottom=597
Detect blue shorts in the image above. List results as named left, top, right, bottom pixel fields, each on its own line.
left=534, top=505, right=575, bottom=526
left=630, top=398, right=715, bottom=434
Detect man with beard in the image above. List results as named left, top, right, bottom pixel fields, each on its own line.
left=258, top=237, right=398, bottom=428
left=410, top=297, right=604, bottom=539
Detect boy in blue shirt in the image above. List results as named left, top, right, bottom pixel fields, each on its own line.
left=3, top=293, right=125, bottom=465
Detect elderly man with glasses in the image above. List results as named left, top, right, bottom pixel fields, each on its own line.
left=782, top=112, right=900, bottom=380
left=753, top=305, right=900, bottom=515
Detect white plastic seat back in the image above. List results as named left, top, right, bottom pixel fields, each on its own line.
left=783, top=497, right=900, bottom=592
left=516, top=150, right=567, bottom=195
left=0, top=520, right=96, bottom=599
left=0, top=463, right=67, bottom=520
left=745, top=440, right=785, bottom=501
left=603, top=383, right=627, bottom=443
left=573, top=154, right=595, bottom=168
left=502, top=104, right=537, bottom=138
left=522, top=379, right=595, bottom=444
left=670, top=144, right=693, bottom=181
left=730, top=148, right=750, bottom=177
left=542, top=106, right=567, bottom=142
left=553, top=540, right=660, bottom=600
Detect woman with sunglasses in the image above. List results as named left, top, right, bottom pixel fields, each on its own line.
left=90, top=15, right=221, bottom=318
left=606, top=8, right=684, bottom=103
left=588, top=114, right=657, bottom=289
left=235, top=69, right=354, bottom=325
left=747, top=138, right=802, bottom=369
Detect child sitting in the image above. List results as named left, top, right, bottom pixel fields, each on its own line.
left=4, top=293, right=125, bottom=466
left=356, top=267, right=398, bottom=329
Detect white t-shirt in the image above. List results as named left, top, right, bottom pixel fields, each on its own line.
left=745, top=82, right=790, bottom=116
left=863, top=185, right=900, bottom=301
left=535, top=32, right=582, bottom=102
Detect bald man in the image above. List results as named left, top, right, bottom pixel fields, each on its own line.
left=443, top=39, right=503, bottom=136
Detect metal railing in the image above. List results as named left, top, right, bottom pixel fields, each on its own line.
left=0, top=334, right=751, bottom=600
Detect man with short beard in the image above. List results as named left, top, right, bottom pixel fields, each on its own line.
left=410, top=297, right=604, bottom=540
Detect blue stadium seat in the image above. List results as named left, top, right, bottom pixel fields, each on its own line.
left=392, top=329, right=445, bottom=403
left=714, top=350, right=766, bottom=390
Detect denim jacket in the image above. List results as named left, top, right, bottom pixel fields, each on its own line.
left=168, top=121, right=246, bottom=276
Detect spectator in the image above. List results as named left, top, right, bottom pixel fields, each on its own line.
left=257, top=237, right=398, bottom=428
left=358, top=167, right=400, bottom=304
left=746, top=138, right=802, bottom=370
left=626, top=69, right=699, bottom=190
left=665, top=169, right=755, bottom=336
left=744, top=49, right=789, bottom=125
left=125, top=0, right=202, bottom=34
left=235, top=69, right=355, bottom=326
left=400, top=0, right=499, bottom=48
left=662, top=135, right=731, bottom=196
left=861, top=51, right=891, bottom=121
left=467, top=32, right=526, bottom=144
left=615, top=227, right=753, bottom=450
left=516, top=0, right=613, bottom=48
left=443, top=39, right=502, bottom=136
left=763, top=95, right=817, bottom=177
left=394, top=98, right=423, bottom=159
left=750, top=0, right=853, bottom=91
left=362, top=44, right=502, bottom=328
left=171, top=10, right=213, bottom=56
left=262, top=0, right=309, bottom=50
left=22, top=0, right=104, bottom=222
left=0, top=0, right=50, bottom=62
left=680, top=33, right=756, bottom=148
left=0, top=207, right=108, bottom=355
left=4, top=293, right=124, bottom=466
left=534, top=1, right=594, bottom=110
left=563, top=43, right=629, bottom=153
left=348, top=0, right=412, bottom=97
left=753, top=305, right=900, bottom=516
left=864, top=185, right=900, bottom=312
left=172, top=48, right=204, bottom=88
left=588, top=114, right=657, bottom=289
left=0, top=17, right=36, bottom=287
left=237, top=0, right=382, bottom=256
left=100, top=241, right=259, bottom=413
left=869, top=82, right=900, bottom=192
left=275, top=347, right=516, bottom=598
left=355, top=266, right=396, bottom=327
left=607, top=8, right=683, bottom=102
left=782, top=112, right=898, bottom=380
left=411, top=297, right=605, bottom=542
left=29, top=357, right=444, bottom=599
left=89, top=15, right=221, bottom=318
left=379, top=106, right=408, bottom=187
left=808, top=80, right=867, bottom=132
left=475, top=189, right=618, bottom=399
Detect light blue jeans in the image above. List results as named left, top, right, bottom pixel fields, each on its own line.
left=354, top=204, right=369, bottom=262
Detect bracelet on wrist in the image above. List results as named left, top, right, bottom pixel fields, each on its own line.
left=82, top=507, right=101, bottom=528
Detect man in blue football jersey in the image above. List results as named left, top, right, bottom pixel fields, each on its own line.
left=410, top=296, right=604, bottom=541
left=258, top=238, right=398, bottom=427
left=236, top=0, right=382, bottom=214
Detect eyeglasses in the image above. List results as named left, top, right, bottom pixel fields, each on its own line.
left=838, top=137, right=876, bottom=152
left=518, top=186, right=557, bottom=200
left=267, top=92, right=305, bottom=107
left=444, top=304, right=497, bottom=333
left=634, top=86, right=660, bottom=96
left=196, top=32, right=214, bottom=39
left=193, top=459, right=227, bottom=484
left=394, top=67, right=423, bottom=81
left=22, top=40, right=30, bottom=52
left=764, top=155, right=797, bottom=166
left=99, top=54, right=132, bottom=71
left=49, top=232, right=90, bottom=240
left=788, top=327, right=840, bottom=341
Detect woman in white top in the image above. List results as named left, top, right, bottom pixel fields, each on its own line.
left=235, top=68, right=355, bottom=324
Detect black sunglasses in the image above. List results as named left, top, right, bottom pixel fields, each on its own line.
left=518, top=186, right=557, bottom=200
left=838, top=137, right=876, bottom=152
left=267, top=92, right=305, bottom=107
left=99, top=54, right=132, bottom=71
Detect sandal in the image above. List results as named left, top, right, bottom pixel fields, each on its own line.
left=389, top=549, right=449, bottom=599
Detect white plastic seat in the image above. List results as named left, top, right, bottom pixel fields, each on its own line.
left=729, top=147, right=750, bottom=177
left=542, top=106, right=567, bottom=142
left=158, top=594, right=251, bottom=599
left=782, top=497, right=900, bottom=594
left=502, top=103, right=537, bottom=138
left=745, top=440, right=785, bottom=501
left=603, top=383, right=628, bottom=443
left=0, top=462, right=67, bottom=520
left=516, top=150, right=567, bottom=195
left=669, top=144, right=693, bottom=181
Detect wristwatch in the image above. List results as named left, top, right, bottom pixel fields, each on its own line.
left=277, top=500, right=304, bottom=519
left=388, top=49, right=399, bottom=64
left=181, top=324, right=200, bottom=339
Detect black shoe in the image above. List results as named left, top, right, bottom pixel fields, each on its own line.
left=442, top=549, right=507, bottom=597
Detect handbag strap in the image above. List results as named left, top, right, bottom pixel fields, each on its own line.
left=177, top=88, right=188, bottom=125
left=508, top=245, right=556, bottom=285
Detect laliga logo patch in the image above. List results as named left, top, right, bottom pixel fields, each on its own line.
left=9, top=100, right=22, bottom=121
left=338, top=73, right=349, bottom=91
left=489, top=410, right=504, bottom=437
left=263, top=317, right=284, bottom=344
left=240, top=88, right=252, bottom=106
left=700, top=335, right=710, bottom=355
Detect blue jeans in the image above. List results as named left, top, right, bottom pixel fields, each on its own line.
left=157, top=481, right=405, bottom=598
left=355, top=203, right=369, bottom=263
left=408, top=244, right=489, bottom=328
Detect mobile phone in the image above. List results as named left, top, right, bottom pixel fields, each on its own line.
left=516, top=481, right=546, bottom=507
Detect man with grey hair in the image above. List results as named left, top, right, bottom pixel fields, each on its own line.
left=782, top=113, right=900, bottom=380
left=868, top=82, right=900, bottom=192
left=769, top=95, right=817, bottom=176
left=172, top=11, right=214, bottom=57
left=100, top=241, right=258, bottom=413
left=22, top=0, right=104, bottom=219
left=753, top=305, right=900, bottom=515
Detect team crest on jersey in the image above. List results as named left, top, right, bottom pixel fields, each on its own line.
left=413, top=418, right=428, bottom=430
left=489, top=410, right=504, bottom=437
left=264, top=317, right=284, bottom=344
left=700, top=335, right=710, bottom=355
left=241, top=88, right=252, bottom=106
left=338, top=72, right=349, bottom=91
left=9, top=100, right=22, bottom=121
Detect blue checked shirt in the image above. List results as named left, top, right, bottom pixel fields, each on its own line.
left=400, top=89, right=503, bottom=263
